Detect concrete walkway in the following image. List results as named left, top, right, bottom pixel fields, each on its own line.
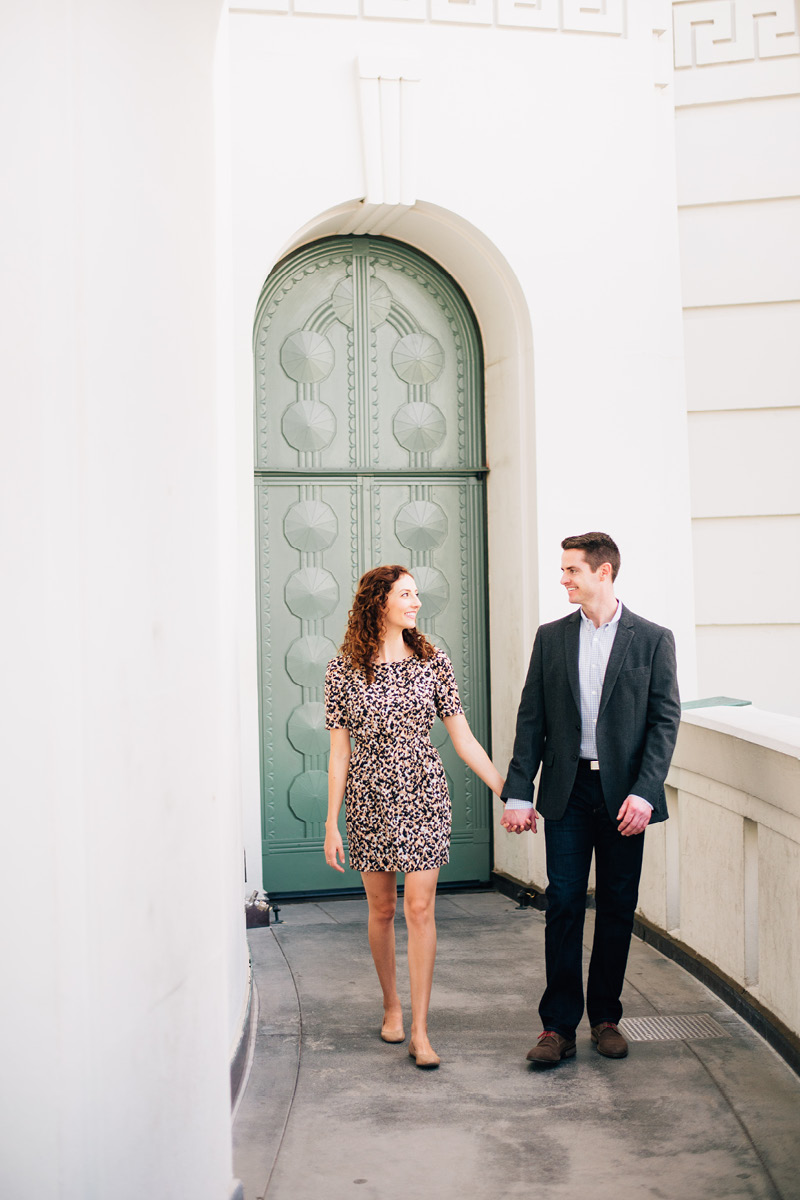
left=233, top=891, right=800, bottom=1200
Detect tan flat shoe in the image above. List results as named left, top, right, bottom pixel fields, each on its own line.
left=380, top=1025, right=405, bottom=1043
left=408, top=1040, right=440, bottom=1069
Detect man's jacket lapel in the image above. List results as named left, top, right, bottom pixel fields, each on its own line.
left=564, top=611, right=581, bottom=713
left=597, top=611, right=635, bottom=719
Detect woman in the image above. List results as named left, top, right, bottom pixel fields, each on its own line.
left=324, top=564, right=505, bottom=1068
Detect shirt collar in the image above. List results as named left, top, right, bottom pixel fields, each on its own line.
left=580, top=599, right=623, bottom=631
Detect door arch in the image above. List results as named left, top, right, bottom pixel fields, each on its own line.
left=254, top=236, right=490, bottom=894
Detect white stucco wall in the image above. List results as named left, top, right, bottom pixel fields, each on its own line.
left=673, top=2, right=800, bottom=716
left=1, top=4, right=246, bottom=1197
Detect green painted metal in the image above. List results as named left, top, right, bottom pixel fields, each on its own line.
left=254, top=237, right=490, bottom=895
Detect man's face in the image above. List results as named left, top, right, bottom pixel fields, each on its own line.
left=560, top=549, right=606, bottom=607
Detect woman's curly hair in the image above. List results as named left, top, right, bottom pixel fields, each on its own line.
left=341, top=564, right=436, bottom=684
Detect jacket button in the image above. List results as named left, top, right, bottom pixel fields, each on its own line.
left=571, top=754, right=578, bottom=761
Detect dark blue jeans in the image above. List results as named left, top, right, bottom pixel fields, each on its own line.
left=539, top=762, right=645, bottom=1039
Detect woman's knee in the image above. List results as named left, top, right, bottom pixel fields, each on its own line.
left=403, top=894, right=435, bottom=928
left=369, top=896, right=397, bottom=923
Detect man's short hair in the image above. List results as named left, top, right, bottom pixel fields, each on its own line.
left=561, top=532, right=620, bottom=581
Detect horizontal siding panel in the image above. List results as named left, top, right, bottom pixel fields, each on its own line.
left=679, top=198, right=800, bottom=308
left=692, top=514, right=800, bottom=624
left=676, top=96, right=800, bottom=207
left=683, top=302, right=800, bottom=412
left=688, top=408, right=800, bottom=518
left=696, top=624, right=800, bottom=717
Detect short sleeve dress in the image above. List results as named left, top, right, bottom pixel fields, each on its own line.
left=324, top=648, right=464, bottom=873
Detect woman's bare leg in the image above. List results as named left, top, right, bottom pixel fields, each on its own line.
left=361, top=871, right=403, bottom=1033
left=403, top=868, right=440, bottom=1055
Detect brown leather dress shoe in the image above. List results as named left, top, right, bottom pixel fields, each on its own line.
left=526, top=1031, right=577, bottom=1066
left=591, top=1022, right=628, bottom=1058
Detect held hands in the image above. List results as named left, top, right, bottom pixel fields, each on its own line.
left=324, top=822, right=346, bottom=872
left=500, top=797, right=649, bottom=837
left=617, top=795, right=652, bottom=837
left=500, top=805, right=539, bottom=835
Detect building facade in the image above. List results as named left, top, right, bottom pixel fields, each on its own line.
left=2, top=1, right=798, bottom=1195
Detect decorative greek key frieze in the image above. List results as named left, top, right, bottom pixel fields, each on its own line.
left=561, top=0, right=624, bottom=34
left=673, top=0, right=800, bottom=68
left=294, top=0, right=357, bottom=15
left=428, top=0, right=492, bottom=23
left=496, top=0, right=557, bottom=28
left=363, top=0, right=426, bottom=17
left=232, top=0, right=627, bottom=34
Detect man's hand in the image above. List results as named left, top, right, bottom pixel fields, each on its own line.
left=617, top=795, right=652, bottom=837
left=501, top=805, right=539, bottom=835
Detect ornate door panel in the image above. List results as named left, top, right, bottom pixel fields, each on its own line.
left=255, top=238, right=489, bottom=895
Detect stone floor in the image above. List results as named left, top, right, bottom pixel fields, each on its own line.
left=233, top=891, right=800, bottom=1200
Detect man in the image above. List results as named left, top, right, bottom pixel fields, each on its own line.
left=501, top=532, right=680, bottom=1065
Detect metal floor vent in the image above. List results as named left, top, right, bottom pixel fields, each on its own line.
left=619, top=1014, right=729, bottom=1043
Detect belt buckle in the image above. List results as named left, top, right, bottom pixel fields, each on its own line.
left=590, top=760, right=600, bottom=771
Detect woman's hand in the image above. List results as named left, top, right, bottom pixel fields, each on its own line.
left=324, top=822, right=346, bottom=873
left=500, top=804, right=539, bottom=834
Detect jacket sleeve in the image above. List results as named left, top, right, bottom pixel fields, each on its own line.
left=631, top=629, right=681, bottom=804
left=501, top=631, right=546, bottom=805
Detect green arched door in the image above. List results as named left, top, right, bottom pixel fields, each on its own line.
left=254, top=237, right=490, bottom=895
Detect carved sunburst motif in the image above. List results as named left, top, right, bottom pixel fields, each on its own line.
left=287, top=702, right=328, bottom=756
left=285, top=566, right=339, bottom=619
left=282, top=400, right=336, bottom=452
left=288, top=770, right=329, bottom=825
left=285, top=635, right=338, bottom=688
left=392, top=332, right=444, bottom=385
left=413, top=565, right=450, bottom=618
left=331, top=276, right=392, bottom=328
left=284, top=499, right=338, bottom=552
left=393, top=401, right=447, bottom=453
left=280, top=330, right=335, bottom=383
left=395, top=500, right=448, bottom=551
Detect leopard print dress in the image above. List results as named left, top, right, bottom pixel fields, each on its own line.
left=324, top=649, right=464, bottom=873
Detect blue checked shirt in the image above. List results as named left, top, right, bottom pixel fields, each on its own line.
left=505, top=600, right=651, bottom=812
left=578, top=598, right=622, bottom=759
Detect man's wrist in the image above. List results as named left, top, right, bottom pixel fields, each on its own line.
left=504, top=799, right=534, bottom=811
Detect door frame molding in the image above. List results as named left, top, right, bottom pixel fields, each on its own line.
left=243, top=199, right=539, bottom=893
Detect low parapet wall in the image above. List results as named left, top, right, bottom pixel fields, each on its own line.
left=639, top=706, right=800, bottom=1054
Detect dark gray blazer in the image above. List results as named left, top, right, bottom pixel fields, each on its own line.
left=501, top=606, right=681, bottom=824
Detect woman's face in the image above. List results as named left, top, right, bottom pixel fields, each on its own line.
left=381, top=574, right=421, bottom=635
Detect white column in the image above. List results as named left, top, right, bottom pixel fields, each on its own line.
left=0, top=3, right=245, bottom=1197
